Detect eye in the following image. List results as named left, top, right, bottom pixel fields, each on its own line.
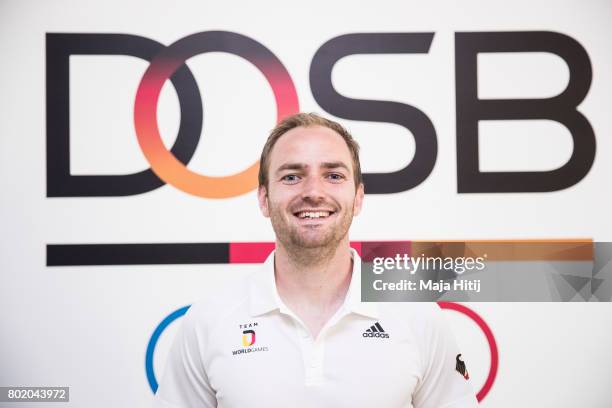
left=281, top=174, right=301, bottom=184
left=326, top=173, right=346, bottom=182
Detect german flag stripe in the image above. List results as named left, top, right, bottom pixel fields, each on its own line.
left=46, top=239, right=592, bottom=266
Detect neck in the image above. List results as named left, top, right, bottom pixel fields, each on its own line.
left=273, top=237, right=353, bottom=329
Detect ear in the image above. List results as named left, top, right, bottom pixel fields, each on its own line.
left=353, top=183, right=365, bottom=216
left=258, top=185, right=270, bottom=218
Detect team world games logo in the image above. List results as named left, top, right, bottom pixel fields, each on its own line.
left=242, top=330, right=256, bottom=347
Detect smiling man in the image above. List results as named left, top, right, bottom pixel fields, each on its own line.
left=153, top=113, right=478, bottom=408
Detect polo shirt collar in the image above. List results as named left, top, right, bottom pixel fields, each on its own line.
left=345, top=249, right=379, bottom=319
left=247, top=248, right=379, bottom=319
left=247, top=251, right=281, bottom=317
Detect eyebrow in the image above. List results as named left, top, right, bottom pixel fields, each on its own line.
left=275, top=161, right=351, bottom=174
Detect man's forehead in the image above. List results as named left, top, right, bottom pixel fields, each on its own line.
left=269, top=125, right=352, bottom=165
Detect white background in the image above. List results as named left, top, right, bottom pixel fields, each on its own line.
left=1, top=0, right=612, bottom=406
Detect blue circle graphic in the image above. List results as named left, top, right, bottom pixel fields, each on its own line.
left=145, top=305, right=190, bottom=393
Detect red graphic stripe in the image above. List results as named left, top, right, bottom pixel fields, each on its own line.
left=228, top=241, right=366, bottom=263
left=229, top=242, right=275, bottom=263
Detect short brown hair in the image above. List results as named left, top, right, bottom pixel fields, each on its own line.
left=258, top=113, right=362, bottom=189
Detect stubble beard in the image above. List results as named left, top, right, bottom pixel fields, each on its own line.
left=268, top=198, right=355, bottom=265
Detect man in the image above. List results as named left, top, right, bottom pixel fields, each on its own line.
left=153, top=113, right=478, bottom=407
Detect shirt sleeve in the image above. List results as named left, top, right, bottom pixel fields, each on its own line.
left=411, top=305, right=479, bottom=408
left=152, top=305, right=217, bottom=408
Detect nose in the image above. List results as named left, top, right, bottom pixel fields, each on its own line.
left=300, top=175, right=326, bottom=203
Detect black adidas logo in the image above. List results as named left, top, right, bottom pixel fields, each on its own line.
left=362, top=322, right=390, bottom=338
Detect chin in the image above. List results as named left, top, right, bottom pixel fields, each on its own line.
left=290, top=231, right=344, bottom=249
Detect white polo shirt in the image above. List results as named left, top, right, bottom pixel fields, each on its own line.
left=153, top=249, right=478, bottom=408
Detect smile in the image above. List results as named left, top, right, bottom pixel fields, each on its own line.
left=294, top=210, right=335, bottom=219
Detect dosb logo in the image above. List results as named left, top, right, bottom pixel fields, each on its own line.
left=47, top=30, right=595, bottom=198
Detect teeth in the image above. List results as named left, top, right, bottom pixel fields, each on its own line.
left=298, top=211, right=331, bottom=219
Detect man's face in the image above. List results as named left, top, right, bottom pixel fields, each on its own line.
left=258, top=126, right=364, bottom=250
